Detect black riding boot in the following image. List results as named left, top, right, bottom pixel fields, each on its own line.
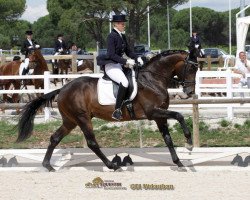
left=112, top=83, right=127, bottom=121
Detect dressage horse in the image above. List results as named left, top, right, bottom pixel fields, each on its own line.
left=52, top=51, right=71, bottom=85
left=16, top=50, right=198, bottom=172
left=0, top=47, right=48, bottom=103
left=188, top=42, right=204, bottom=70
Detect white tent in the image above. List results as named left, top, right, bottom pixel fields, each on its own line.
left=236, top=5, right=250, bottom=56
left=236, top=16, right=250, bottom=55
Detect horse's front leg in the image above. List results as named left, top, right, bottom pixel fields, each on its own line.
left=152, top=108, right=193, bottom=150
left=155, top=119, right=184, bottom=168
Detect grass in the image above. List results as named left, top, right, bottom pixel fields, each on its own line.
left=0, top=118, right=249, bottom=149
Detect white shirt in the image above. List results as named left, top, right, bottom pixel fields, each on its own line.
left=235, top=59, right=250, bottom=74
left=28, top=39, right=33, bottom=46
left=114, top=28, right=124, bottom=38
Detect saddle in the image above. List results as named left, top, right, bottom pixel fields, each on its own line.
left=97, top=67, right=137, bottom=105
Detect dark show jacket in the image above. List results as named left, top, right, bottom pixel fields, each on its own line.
left=190, top=36, right=201, bottom=47
left=97, top=29, right=137, bottom=66
left=54, top=39, right=67, bottom=52
left=21, top=39, right=37, bottom=57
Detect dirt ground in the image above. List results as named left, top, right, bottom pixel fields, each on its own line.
left=0, top=170, right=249, bottom=200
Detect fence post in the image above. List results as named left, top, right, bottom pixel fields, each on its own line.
left=1, top=54, right=6, bottom=66
left=72, top=54, right=77, bottom=74
left=93, top=52, right=99, bottom=73
left=44, top=71, right=51, bottom=121
left=226, top=70, right=233, bottom=120
left=192, top=95, right=200, bottom=147
left=196, top=70, right=201, bottom=98
left=207, top=55, right=211, bottom=70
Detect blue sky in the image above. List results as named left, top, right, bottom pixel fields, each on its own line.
left=21, top=0, right=250, bottom=22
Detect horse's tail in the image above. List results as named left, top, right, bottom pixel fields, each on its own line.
left=16, top=89, right=61, bottom=142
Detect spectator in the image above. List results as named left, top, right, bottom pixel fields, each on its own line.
left=234, top=51, right=250, bottom=90
left=69, top=43, right=78, bottom=55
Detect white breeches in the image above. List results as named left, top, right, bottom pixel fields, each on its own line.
left=105, top=63, right=128, bottom=88
left=52, top=52, right=59, bottom=63
left=19, top=58, right=30, bottom=75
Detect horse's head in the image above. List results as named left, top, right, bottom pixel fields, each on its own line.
left=171, top=55, right=198, bottom=97
left=27, top=47, right=48, bottom=71
left=140, top=50, right=198, bottom=97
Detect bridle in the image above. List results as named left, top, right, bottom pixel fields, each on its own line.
left=138, top=57, right=198, bottom=88
left=171, top=59, right=198, bottom=88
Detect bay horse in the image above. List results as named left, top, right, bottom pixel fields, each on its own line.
left=16, top=50, right=198, bottom=172
left=77, top=59, right=94, bottom=73
left=0, top=58, right=22, bottom=103
left=51, top=51, right=72, bottom=85
left=188, top=41, right=204, bottom=70
left=0, top=47, right=48, bottom=103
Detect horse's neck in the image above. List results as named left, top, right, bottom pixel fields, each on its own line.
left=36, top=51, right=49, bottom=71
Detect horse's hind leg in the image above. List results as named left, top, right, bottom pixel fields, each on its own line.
left=155, top=119, right=184, bottom=168
left=78, top=116, right=120, bottom=171
left=42, top=121, right=76, bottom=172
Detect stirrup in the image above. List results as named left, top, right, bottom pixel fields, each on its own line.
left=112, top=109, right=123, bottom=121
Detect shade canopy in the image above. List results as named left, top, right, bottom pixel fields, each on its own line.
left=236, top=16, right=250, bottom=56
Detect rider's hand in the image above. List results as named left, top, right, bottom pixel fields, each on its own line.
left=35, top=45, right=40, bottom=48
left=126, top=59, right=135, bottom=68
left=28, top=46, right=33, bottom=49
left=137, top=57, right=144, bottom=65
left=195, top=44, right=199, bottom=48
left=59, top=48, right=63, bottom=52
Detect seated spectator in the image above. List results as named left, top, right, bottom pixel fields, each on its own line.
left=233, top=51, right=250, bottom=88
left=70, top=43, right=78, bottom=55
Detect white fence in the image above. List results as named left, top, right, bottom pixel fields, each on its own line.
left=0, top=49, right=21, bottom=56
left=0, top=70, right=250, bottom=120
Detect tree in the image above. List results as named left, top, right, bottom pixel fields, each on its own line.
left=46, top=0, right=188, bottom=48
left=0, top=0, right=26, bottom=21
left=172, top=7, right=225, bottom=46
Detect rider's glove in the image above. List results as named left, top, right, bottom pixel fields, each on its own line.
left=28, top=46, right=33, bottom=49
left=126, top=59, right=135, bottom=68
left=137, top=57, right=144, bottom=65
left=35, top=44, right=40, bottom=48
left=59, top=48, right=63, bottom=52
left=195, top=44, right=199, bottom=48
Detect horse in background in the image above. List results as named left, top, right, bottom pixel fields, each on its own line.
left=52, top=50, right=72, bottom=85
left=0, top=47, right=49, bottom=103
left=16, top=50, right=198, bottom=172
left=188, top=41, right=204, bottom=70
left=77, top=59, right=94, bottom=73
left=0, top=57, right=22, bottom=103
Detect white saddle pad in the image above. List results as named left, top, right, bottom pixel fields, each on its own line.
left=97, top=69, right=138, bottom=105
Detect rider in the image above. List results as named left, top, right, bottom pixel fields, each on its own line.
left=20, top=30, right=40, bottom=75
left=98, top=14, right=143, bottom=121
left=52, top=34, right=68, bottom=66
left=189, top=30, right=202, bottom=50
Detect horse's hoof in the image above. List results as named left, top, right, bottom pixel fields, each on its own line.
left=114, top=167, right=123, bottom=172
left=43, top=163, right=55, bottom=172
left=185, top=143, right=193, bottom=151
left=177, top=167, right=187, bottom=172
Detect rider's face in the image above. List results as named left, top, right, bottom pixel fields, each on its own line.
left=114, top=22, right=125, bottom=32
left=27, top=34, right=32, bottom=39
